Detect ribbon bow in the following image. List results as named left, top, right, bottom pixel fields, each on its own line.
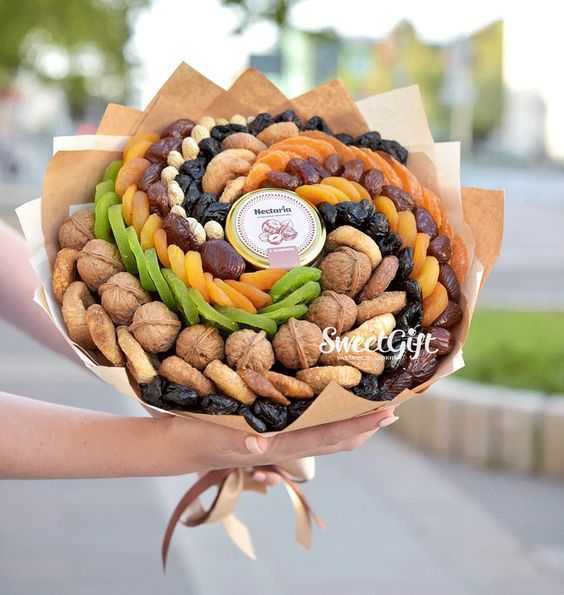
left=162, top=464, right=325, bottom=568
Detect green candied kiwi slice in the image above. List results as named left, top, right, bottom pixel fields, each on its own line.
left=186, top=288, right=239, bottom=333
left=94, top=191, right=121, bottom=243
left=125, top=226, right=157, bottom=292
left=262, top=304, right=308, bottom=325
left=144, top=249, right=178, bottom=312
left=107, top=204, right=138, bottom=275
left=161, top=269, right=199, bottom=325
left=269, top=266, right=322, bottom=302
left=260, top=281, right=321, bottom=314
left=103, top=159, right=124, bottom=182
left=95, top=180, right=115, bottom=203
left=215, top=307, right=277, bottom=337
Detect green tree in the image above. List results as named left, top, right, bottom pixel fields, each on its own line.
left=0, top=0, right=149, bottom=118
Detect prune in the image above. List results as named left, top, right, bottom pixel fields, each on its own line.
left=397, top=247, right=414, bottom=280
left=145, top=136, right=183, bottom=163
left=179, top=158, right=205, bottom=180
left=238, top=405, right=268, bottom=433
left=426, top=326, right=455, bottom=355
left=163, top=212, right=199, bottom=252
left=248, top=112, right=275, bottom=136
left=438, top=263, right=461, bottom=301
left=210, top=123, right=248, bottom=142
left=317, top=202, right=337, bottom=231
left=306, top=157, right=330, bottom=179
left=174, top=174, right=191, bottom=196
left=162, top=382, right=200, bottom=409
left=191, top=192, right=218, bottom=222
left=161, top=118, right=195, bottom=139
left=335, top=133, right=353, bottom=145
left=433, top=300, right=462, bottom=328
left=352, top=373, right=381, bottom=400
left=324, top=153, right=342, bottom=176
left=379, top=369, right=413, bottom=400
left=385, top=341, right=408, bottom=371
left=341, top=159, right=364, bottom=183
left=396, top=301, right=423, bottom=333
left=140, top=376, right=169, bottom=409
left=335, top=201, right=368, bottom=228
left=415, top=207, right=438, bottom=239
left=287, top=399, right=312, bottom=424
left=286, top=158, right=321, bottom=185
left=360, top=168, right=385, bottom=198
left=253, top=398, right=288, bottom=431
left=402, top=278, right=423, bottom=303
left=428, top=235, right=451, bottom=263
left=139, top=162, right=164, bottom=192
left=262, top=171, right=301, bottom=191
left=200, top=202, right=230, bottom=226
left=377, top=139, right=408, bottom=165
left=198, top=137, right=221, bottom=163
left=351, top=131, right=382, bottom=150
left=147, top=181, right=170, bottom=217
left=363, top=212, right=389, bottom=239
left=303, top=116, right=332, bottom=135
left=377, top=232, right=402, bottom=256
left=381, top=185, right=415, bottom=211
left=200, top=239, right=246, bottom=280
left=359, top=199, right=376, bottom=218
left=201, top=393, right=240, bottom=415
left=274, top=109, right=301, bottom=127
left=405, top=350, right=439, bottom=383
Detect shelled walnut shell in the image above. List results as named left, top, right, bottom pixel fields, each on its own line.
left=58, top=210, right=94, bottom=250
left=128, top=302, right=181, bottom=353
left=99, top=272, right=151, bottom=325
left=176, top=325, right=224, bottom=371
left=272, top=318, right=323, bottom=370
left=77, top=239, right=124, bottom=291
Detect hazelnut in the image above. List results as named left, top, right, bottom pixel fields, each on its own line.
left=128, top=302, right=181, bottom=353
left=319, top=246, right=371, bottom=298
left=272, top=318, right=323, bottom=370
left=225, top=329, right=274, bottom=373
left=77, top=239, right=124, bottom=291
left=99, top=272, right=151, bottom=325
left=307, top=290, right=357, bottom=334
left=58, top=210, right=94, bottom=250
left=176, top=324, right=224, bottom=370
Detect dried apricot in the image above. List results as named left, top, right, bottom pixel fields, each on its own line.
left=295, top=184, right=340, bottom=206
left=321, top=177, right=361, bottom=201
left=214, top=278, right=256, bottom=313
left=300, top=130, right=356, bottom=162
left=254, top=150, right=293, bottom=171
left=243, top=163, right=271, bottom=193
left=348, top=146, right=375, bottom=170
left=366, top=150, right=402, bottom=186
left=121, top=184, right=137, bottom=226
left=349, top=180, right=371, bottom=200
left=397, top=211, right=417, bottom=249
left=422, top=282, right=448, bottom=327
left=205, top=273, right=234, bottom=307
left=115, top=157, right=150, bottom=197
left=123, top=131, right=159, bottom=155
left=185, top=250, right=210, bottom=301
left=140, top=213, right=163, bottom=250
left=168, top=244, right=189, bottom=286
left=414, top=256, right=440, bottom=299
left=124, top=139, right=153, bottom=163
left=450, top=235, right=468, bottom=283
left=410, top=233, right=430, bottom=278
left=240, top=269, right=286, bottom=291
left=374, top=195, right=399, bottom=232
left=389, top=158, right=423, bottom=205
left=153, top=228, right=170, bottom=268
left=224, top=280, right=272, bottom=309
left=264, top=143, right=322, bottom=162
left=421, top=187, right=444, bottom=229
left=131, top=191, right=150, bottom=235
left=276, top=136, right=335, bottom=160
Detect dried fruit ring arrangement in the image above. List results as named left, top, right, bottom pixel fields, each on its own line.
left=54, top=109, right=467, bottom=432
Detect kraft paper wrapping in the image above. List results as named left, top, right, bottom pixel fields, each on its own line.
left=17, top=63, right=504, bottom=435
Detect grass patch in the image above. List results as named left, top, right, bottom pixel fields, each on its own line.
left=455, top=310, right=564, bottom=395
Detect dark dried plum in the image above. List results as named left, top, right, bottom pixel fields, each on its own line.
left=428, top=235, right=451, bottom=263
left=200, top=202, right=230, bottom=226
left=433, top=300, right=463, bottom=329
left=306, top=157, right=330, bottom=179
left=378, top=139, right=408, bottom=165
left=191, top=192, right=218, bottom=222
left=198, top=137, right=221, bottom=163
left=397, top=247, right=414, bottom=280
left=351, top=131, right=382, bottom=150
left=175, top=174, right=192, bottom=196
left=402, top=278, right=423, bottom=303
left=287, top=399, right=312, bottom=424
left=210, top=123, right=248, bottom=142
left=405, top=350, right=439, bottom=383
left=324, top=153, right=342, bottom=176
left=145, top=136, right=182, bottom=163
left=377, top=232, right=402, bottom=256
left=140, top=376, right=169, bottom=409
left=426, top=327, right=455, bottom=355
left=201, top=393, right=240, bottom=415
left=341, top=159, right=365, bottom=182
left=162, top=382, right=200, bottom=409
left=360, top=168, right=385, bottom=198
left=183, top=181, right=202, bottom=214
left=381, top=185, right=415, bottom=211
left=262, top=171, right=301, bottom=191
left=415, top=207, right=438, bottom=239
left=438, top=263, right=461, bottom=302
left=352, top=373, right=381, bottom=400
left=335, top=133, right=353, bottom=145
left=163, top=212, right=199, bottom=252
left=317, top=202, right=337, bottom=231
left=248, top=112, right=275, bottom=136
left=396, top=301, right=423, bottom=333
left=303, top=116, right=332, bottom=135
left=238, top=405, right=268, bottom=433
left=139, top=162, right=164, bottom=193
left=147, top=181, right=170, bottom=217
left=384, top=343, right=408, bottom=371
left=359, top=199, right=376, bottom=218
left=161, top=118, right=195, bottom=139
left=274, top=109, right=301, bottom=127
left=379, top=369, right=413, bottom=400
left=200, top=239, right=246, bottom=280
left=253, top=398, right=288, bottom=431
left=335, top=201, right=368, bottom=228
left=179, top=158, right=205, bottom=180
left=286, top=158, right=321, bottom=185
left=363, top=212, right=389, bottom=239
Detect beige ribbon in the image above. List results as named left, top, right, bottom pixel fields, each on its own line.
left=162, top=465, right=325, bottom=569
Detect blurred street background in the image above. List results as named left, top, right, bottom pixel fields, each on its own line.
left=1, top=0, right=564, bottom=593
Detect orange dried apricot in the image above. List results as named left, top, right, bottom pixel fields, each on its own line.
left=422, top=282, right=449, bottom=327
left=131, top=190, right=150, bottom=235
left=224, top=280, right=272, bottom=309
left=243, top=163, right=271, bottom=193
left=205, top=273, right=234, bottom=307
left=121, top=183, right=137, bottom=226
left=214, top=279, right=257, bottom=313
left=374, top=195, right=399, bottom=232
left=414, top=256, right=440, bottom=299
left=321, top=177, right=362, bottom=201
left=115, top=157, right=150, bottom=197
left=300, top=131, right=356, bottom=162
left=254, top=150, right=293, bottom=171
left=240, top=268, right=286, bottom=291
left=420, top=187, right=443, bottom=229
left=168, top=244, right=189, bottom=286
left=348, top=146, right=375, bottom=171
left=389, top=158, right=424, bottom=205
left=265, top=143, right=323, bottom=162
left=140, top=213, right=163, bottom=250
left=124, top=139, right=153, bottom=163
left=153, top=228, right=170, bottom=268
left=349, top=180, right=371, bottom=200
left=410, top=233, right=430, bottom=278
left=366, top=150, right=402, bottom=186
left=397, top=210, right=417, bottom=248
left=185, top=251, right=210, bottom=301
left=276, top=136, right=335, bottom=160
left=295, top=184, right=339, bottom=206
left=123, top=130, right=159, bottom=155
left=450, top=235, right=468, bottom=283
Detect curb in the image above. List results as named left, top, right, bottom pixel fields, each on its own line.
left=392, top=379, right=564, bottom=479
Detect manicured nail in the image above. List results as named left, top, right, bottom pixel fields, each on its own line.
left=378, top=415, right=399, bottom=429
left=245, top=435, right=268, bottom=454
left=252, top=471, right=267, bottom=483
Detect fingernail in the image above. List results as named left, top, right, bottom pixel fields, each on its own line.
left=378, top=415, right=399, bottom=429
left=245, top=435, right=268, bottom=454
left=252, top=471, right=267, bottom=483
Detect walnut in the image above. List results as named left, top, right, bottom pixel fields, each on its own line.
left=225, top=329, right=274, bottom=372
left=128, top=302, right=181, bottom=353
left=319, top=246, right=371, bottom=298
left=307, top=290, right=357, bottom=334
left=176, top=324, right=224, bottom=371
left=99, top=272, right=151, bottom=325
left=58, top=210, right=94, bottom=250
left=77, top=239, right=124, bottom=291
left=272, top=318, right=323, bottom=370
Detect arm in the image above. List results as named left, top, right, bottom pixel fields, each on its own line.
left=0, top=391, right=397, bottom=479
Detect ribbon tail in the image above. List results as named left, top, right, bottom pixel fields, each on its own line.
left=284, top=482, right=312, bottom=549
left=222, top=514, right=256, bottom=560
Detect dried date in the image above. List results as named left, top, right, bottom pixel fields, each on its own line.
left=426, top=326, right=455, bottom=355
left=360, top=168, right=385, bottom=198
left=262, top=171, right=301, bottom=191
left=145, top=136, right=182, bottom=163
left=433, top=300, right=462, bottom=328
left=286, top=158, right=321, bottom=185
left=405, top=349, right=439, bottom=383
left=381, top=185, right=415, bottom=211
left=306, top=157, right=330, bottom=179
left=147, top=181, right=170, bottom=217
left=415, top=207, right=438, bottom=239
left=161, top=118, right=195, bottom=139
left=200, top=239, right=246, bottom=280
left=341, top=159, right=364, bottom=182
left=324, top=154, right=342, bottom=176
left=139, top=162, right=164, bottom=192
left=163, top=212, right=199, bottom=252
left=438, top=263, right=461, bottom=301
left=379, top=369, right=413, bottom=400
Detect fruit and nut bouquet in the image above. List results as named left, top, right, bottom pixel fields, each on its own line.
left=26, top=65, right=503, bottom=435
